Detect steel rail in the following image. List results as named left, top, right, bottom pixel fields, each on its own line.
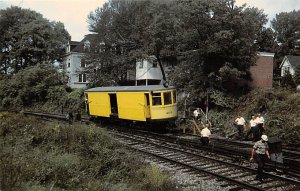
left=111, top=131, right=300, bottom=190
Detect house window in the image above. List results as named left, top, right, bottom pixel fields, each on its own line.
left=80, top=58, right=86, bottom=68
left=79, top=73, right=86, bottom=82
left=67, top=59, right=71, bottom=67
left=137, top=59, right=143, bottom=68
left=284, top=67, right=290, bottom=75
left=153, top=60, right=158, bottom=68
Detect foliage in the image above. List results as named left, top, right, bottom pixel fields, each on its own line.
left=281, top=72, right=296, bottom=89
left=0, top=64, right=84, bottom=113
left=0, top=6, right=70, bottom=74
left=86, top=0, right=268, bottom=108
left=271, top=10, right=300, bottom=76
left=210, top=89, right=300, bottom=145
left=256, top=27, right=277, bottom=52
left=64, top=89, right=85, bottom=113
left=0, top=113, right=177, bottom=191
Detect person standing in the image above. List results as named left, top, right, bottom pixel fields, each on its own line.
left=235, top=114, right=246, bottom=140
left=250, top=135, right=270, bottom=181
left=245, top=116, right=258, bottom=141
left=200, top=123, right=211, bottom=146
left=255, top=113, right=265, bottom=137
left=193, top=108, right=203, bottom=123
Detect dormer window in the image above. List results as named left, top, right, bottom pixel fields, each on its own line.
left=84, top=40, right=90, bottom=52
left=153, top=60, right=158, bottom=68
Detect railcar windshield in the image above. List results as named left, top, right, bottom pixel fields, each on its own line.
left=163, top=92, right=172, bottom=105
left=152, top=92, right=162, bottom=106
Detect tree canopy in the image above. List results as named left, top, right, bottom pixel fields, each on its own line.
left=0, top=6, right=70, bottom=74
left=85, top=0, right=268, bottom=107
left=271, top=10, right=300, bottom=76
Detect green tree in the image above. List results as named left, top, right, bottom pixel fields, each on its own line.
left=0, top=6, right=70, bottom=74
left=256, top=27, right=277, bottom=52
left=86, top=0, right=179, bottom=86
left=271, top=10, right=300, bottom=76
left=86, top=0, right=145, bottom=86
left=86, top=0, right=268, bottom=107
left=171, top=0, right=267, bottom=104
left=0, top=64, right=68, bottom=109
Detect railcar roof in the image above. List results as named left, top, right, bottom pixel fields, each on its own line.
left=85, top=85, right=175, bottom=92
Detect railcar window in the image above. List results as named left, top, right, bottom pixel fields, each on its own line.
left=152, top=92, right=162, bottom=106
left=173, top=90, right=177, bottom=103
left=164, top=92, right=172, bottom=105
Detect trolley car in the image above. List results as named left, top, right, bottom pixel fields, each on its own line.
left=84, top=85, right=177, bottom=124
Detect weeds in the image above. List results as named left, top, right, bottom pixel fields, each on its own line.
left=0, top=113, right=176, bottom=190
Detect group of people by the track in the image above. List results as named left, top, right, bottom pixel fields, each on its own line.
left=234, top=113, right=265, bottom=141
left=234, top=113, right=270, bottom=181
left=194, top=109, right=270, bottom=182
left=193, top=108, right=211, bottom=146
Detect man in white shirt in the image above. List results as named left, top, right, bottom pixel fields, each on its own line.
left=200, top=123, right=211, bottom=146
left=235, top=114, right=246, bottom=140
left=193, top=108, right=203, bottom=123
left=255, top=113, right=265, bottom=136
left=245, top=115, right=259, bottom=141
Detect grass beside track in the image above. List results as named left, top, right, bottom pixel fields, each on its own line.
left=0, top=112, right=178, bottom=191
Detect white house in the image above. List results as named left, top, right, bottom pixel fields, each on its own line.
left=135, top=56, right=163, bottom=86
left=62, top=35, right=94, bottom=89
left=279, top=55, right=300, bottom=77
left=63, top=35, right=172, bottom=88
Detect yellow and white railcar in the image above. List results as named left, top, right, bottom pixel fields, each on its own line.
left=84, top=85, right=177, bottom=123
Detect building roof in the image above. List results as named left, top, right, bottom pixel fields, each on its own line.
left=85, top=85, right=175, bottom=92
left=285, top=55, right=300, bottom=68
left=257, top=52, right=275, bottom=57
left=279, top=55, right=300, bottom=68
left=70, top=34, right=97, bottom=53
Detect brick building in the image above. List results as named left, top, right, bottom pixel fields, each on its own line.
left=249, top=52, right=274, bottom=89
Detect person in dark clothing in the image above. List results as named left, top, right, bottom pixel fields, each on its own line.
left=200, top=123, right=211, bottom=146
left=255, top=113, right=265, bottom=137
left=67, top=112, right=73, bottom=124
left=250, top=135, right=270, bottom=181
left=251, top=125, right=261, bottom=142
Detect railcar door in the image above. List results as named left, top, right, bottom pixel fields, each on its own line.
left=144, top=93, right=150, bottom=119
left=109, top=93, right=118, bottom=117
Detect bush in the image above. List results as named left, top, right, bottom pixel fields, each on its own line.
left=209, top=88, right=300, bottom=145
left=0, top=113, right=177, bottom=190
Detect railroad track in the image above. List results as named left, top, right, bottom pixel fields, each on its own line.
left=109, top=129, right=300, bottom=191
left=21, top=111, right=300, bottom=188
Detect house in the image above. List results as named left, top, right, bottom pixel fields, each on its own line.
left=135, top=55, right=175, bottom=86
left=249, top=52, right=275, bottom=89
left=62, top=34, right=95, bottom=89
left=135, top=56, right=162, bottom=86
left=279, top=55, right=300, bottom=77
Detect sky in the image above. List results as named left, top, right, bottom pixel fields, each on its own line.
left=0, top=0, right=300, bottom=41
